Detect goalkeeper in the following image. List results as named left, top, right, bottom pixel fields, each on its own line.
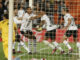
left=0, top=14, right=17, bottom=59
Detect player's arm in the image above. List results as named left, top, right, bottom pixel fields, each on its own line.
left=30, top=13, right=42, bottom=20
left=63, top=18, right=71, bottom=29
left=36, top=20, right=46, bottom=31
left=36, top=20, right=45, bottom=29
left=39, top=20, right=45, bottom=27
left=17, top=17, right=23, bottom=20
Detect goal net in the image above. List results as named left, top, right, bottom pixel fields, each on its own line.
left=4, top=0, right=80, bottom=60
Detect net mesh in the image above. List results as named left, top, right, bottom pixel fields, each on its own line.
left=0, top=0, right=80, bottom=60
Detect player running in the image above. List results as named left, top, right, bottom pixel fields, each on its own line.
left=31, top=9, right=64, bottom=54
left=61, top=7, right=80, bottom=53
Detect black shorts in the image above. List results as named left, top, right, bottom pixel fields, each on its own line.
left=45, top=29, right=56, bottom=40
left=20, top=30, right=36, bottom=39
left=15, top=34, right=21, bottom=42
left=65, top=30, right=78, bottom=38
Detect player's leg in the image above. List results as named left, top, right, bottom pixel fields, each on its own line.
left=15, top=34, right=22, bottom=53
left=28, top=39, right=32, bottom=53
left=27, top=30, right=37, bottom=53
left=3, top=43, right=8, bottom=59
left=75, top=37, right=80, bottom=50
left=51, top=29, right=64, bottom=54
left=17, top=42, right=22, bottom=53
left=32, top=36, right=37, bottom=53
left=20, top=41, right=31, bottom=53
left=2, top=39, right=8, bottom=59
left=12, top=42, right=16, bottom=54
left=62, top=30, right=72, bottom=52
left=20, top=31, right=31, bottom=53
left=24, top=31, right=33, bottom=54
left=43, top=31, right=55, bottom=50
left=43, top=38, right=55, bottom=49
left=17, top=35, right=26, bottom=53
left=12, top=34, right=20, bottom=54
left=73, top=30, right=80, bottom=48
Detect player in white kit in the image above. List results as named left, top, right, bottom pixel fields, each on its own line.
left=20, top=7, right=38, bottom=54
left=34, top=9, right=64, bottom=54
left=13, top=8, right=30, bottom=54
left=61, top=8, right=80, bottom=53
left=18, top=7, right=25, bottom=18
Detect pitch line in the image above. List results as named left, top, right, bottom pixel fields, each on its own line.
left=17, top=47, right=79, bottom=58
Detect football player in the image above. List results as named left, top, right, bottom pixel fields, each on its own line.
left=61, top=7, right=80, bottom=53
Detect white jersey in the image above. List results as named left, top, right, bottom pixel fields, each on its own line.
left=13, top=16, right=22, bottom=24
left=64, top=13, right=78, bottom=30
left=18, top=9, right=25, bottom=18
left=41, top=14, right=57, bottom=31
left=20, top=13, right=36, bottom=31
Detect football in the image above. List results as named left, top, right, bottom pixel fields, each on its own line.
left=36, top=25, right=43, bottom=32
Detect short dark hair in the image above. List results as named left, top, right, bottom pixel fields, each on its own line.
left=39, top=8, right=46, bottom=12
left=62, top=7, right=69, bottom=12
left=3, top=14, right=9, bottom=19
left=26, top=7, right=31, bottom=10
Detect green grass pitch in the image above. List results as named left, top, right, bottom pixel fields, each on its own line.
left=0, top=42, right=79, bottom=60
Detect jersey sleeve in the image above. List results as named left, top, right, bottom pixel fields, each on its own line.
left=14, top=17, right=22, bottom=24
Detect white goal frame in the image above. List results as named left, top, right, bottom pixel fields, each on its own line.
left=8, top=0, right=14, bottom=60
left=8, top=0, right=80, bottom=60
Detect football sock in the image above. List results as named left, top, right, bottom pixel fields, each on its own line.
left=43, top=40, right=55, bottom=49
left=53, top=41, right=63, bottom=51
left=63, top=40, right=72, bottom=49
left=17, top=42, right=21, bottom=51
left=20, top=41, right=30, bottom=53
left=28, top=39, right=32, bottom=52
left=33, top=39, right=37, bottom=53
left=13, top=42, right=16, bottom=49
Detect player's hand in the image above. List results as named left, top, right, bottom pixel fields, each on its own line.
left=30, top=17, right=34, bottom=20
left=18, top=17, right=23, bottom=20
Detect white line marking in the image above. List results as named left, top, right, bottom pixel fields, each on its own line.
left=17, top=47, right=79, bottom=58
left=17, top=53, right=27, bottom=57
left=37, top=48, right=49, bottom=51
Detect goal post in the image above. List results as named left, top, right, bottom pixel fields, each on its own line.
left=7, top=0, right=80, bottom=60
left=29, top=0, right=33, bottom=8
left=8, top=0, right=14, bottom=60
